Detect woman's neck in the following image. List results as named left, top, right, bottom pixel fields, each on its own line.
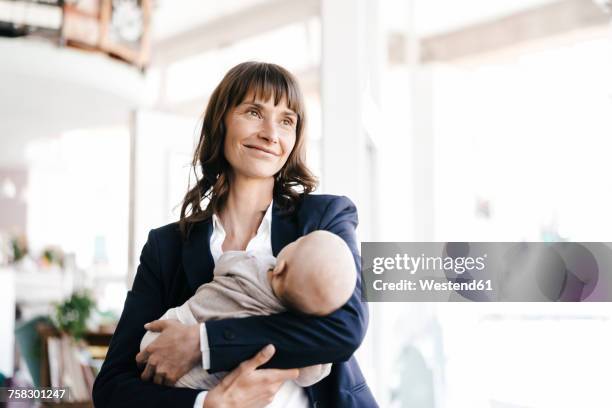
left=219, top=175, right=273, bottom=243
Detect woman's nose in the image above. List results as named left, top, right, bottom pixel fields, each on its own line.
left=258, top=119, right=279, bottom=144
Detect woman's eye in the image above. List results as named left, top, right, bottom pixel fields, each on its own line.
left=248, top=110, right=261, bottom=118
left=281, top=118, right=294, bottom=127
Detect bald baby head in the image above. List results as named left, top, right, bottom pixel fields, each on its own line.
left=269, top=230, right=357, bottom=316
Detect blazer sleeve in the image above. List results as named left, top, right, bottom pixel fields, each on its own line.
left=92, top=230, right=201, bottom=408
left=205, top=195, right=369, bottom=372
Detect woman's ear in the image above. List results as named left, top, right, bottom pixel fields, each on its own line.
left=272, top=259, right=288, bottom=277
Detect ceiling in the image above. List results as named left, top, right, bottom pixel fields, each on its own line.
left=1, top=0, right=589, bottom=168
left=151, top=0, right=564, bottom=41
left=151, top=0, right=270, bottom=41
left=411, top=0, right=562, bottom=36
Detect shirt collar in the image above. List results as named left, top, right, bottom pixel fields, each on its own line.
left=258, top=201, right=273, bottom=235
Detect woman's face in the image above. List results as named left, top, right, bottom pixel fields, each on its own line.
left=224, top=93, right=298, bottom=180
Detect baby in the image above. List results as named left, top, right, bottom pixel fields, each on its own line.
left=140, top=230, right=357, bottom=389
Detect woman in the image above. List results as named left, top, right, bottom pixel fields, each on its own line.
left=93, top=62, right=377, bottom=407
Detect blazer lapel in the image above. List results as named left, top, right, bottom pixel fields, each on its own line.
left=271, top=203, right=299, bottom=256
left=182, top=218, right=215, bottom=292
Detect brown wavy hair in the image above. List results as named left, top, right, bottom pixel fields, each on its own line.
left=179, top=62, right=318, bottom=239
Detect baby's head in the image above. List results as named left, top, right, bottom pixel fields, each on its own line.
left=268, top=230, right=356, bottom=316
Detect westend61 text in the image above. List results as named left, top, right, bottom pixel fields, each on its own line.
left=372, top=279, right=493, bottom=292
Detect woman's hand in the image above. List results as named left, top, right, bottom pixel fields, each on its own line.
left=135, top=320, right=201, bottom=385
left=203, top=345, right=299, bottom=408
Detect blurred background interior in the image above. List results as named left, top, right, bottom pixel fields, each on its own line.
left=1, top=0, right=612, bottom=407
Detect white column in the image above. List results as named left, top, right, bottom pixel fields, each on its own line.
left=405, top=1, right=435, bottom=242
left=321, top=0, right=388, bottom=403
left=320, top=0, right=370, bottom=238
left=410, top=66, right=435, bottom=241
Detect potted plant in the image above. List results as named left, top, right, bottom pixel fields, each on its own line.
left=54, top=292, right=96, bottom=340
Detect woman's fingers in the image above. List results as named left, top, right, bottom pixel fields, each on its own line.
left=144, top=320, right=167, bottom=332
left=135, top=349, right=149, bottom=366
left=136, top=321, right=201, bottom=384
left=220, top=344, right=276, bottom=387
left=244, top=344, right=276, bottom=370
left=256, top=367, right=300, bottom=383
left=153, top=372, right=165, bottom=385
left=140, top=361, right=156, bottom=381
left=205, top=345, right=299, bottom=408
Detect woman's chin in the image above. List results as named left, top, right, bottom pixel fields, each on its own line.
left=234, top=167, right=278, bottom=181
left=231, top=157, right=283, bottom=181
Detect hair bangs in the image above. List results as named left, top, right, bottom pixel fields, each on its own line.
left=231, top=63, right=304, bottom=119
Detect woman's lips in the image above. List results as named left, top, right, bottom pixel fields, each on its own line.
left=244, top=144, right=279, bottom=156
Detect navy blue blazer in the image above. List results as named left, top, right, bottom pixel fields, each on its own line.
left=93, top=194, right=378, bottom=407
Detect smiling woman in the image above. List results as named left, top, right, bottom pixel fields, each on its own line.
left=92, top=61, right=376, bottom=408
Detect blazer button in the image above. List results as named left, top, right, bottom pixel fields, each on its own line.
left=223, top=329, right=235, bottom=340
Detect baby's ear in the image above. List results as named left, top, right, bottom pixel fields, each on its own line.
left=272, top=259, right=288, bottom=276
